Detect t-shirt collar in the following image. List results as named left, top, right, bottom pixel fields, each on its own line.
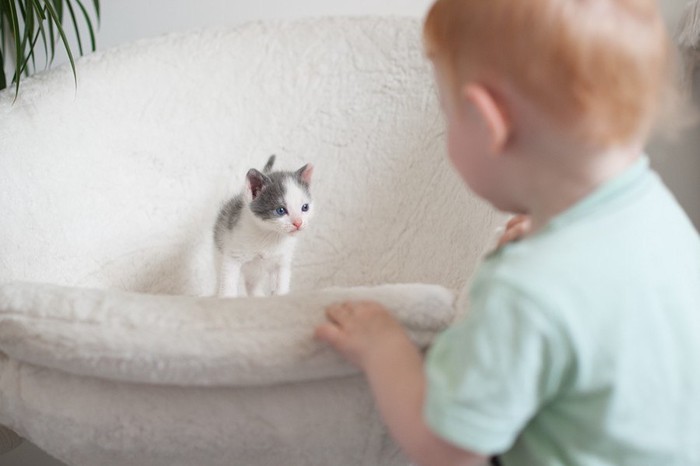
left=545, top=155, right=651, bottom=231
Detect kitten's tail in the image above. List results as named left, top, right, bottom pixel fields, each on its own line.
left=263, top=155, right=276, bottom=173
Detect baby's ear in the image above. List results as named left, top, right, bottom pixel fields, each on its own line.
left=296, top=164, right=314, bottom=185
left=246, top=169, right=269, bottom=201
left=463, top=84, right=511, bottom=155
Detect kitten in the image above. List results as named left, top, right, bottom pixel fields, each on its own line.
left=213, top=155, right=314, bottom=297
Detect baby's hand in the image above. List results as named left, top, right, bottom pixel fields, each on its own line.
left=497, top=215, right=531, bottom=246
left=314, top=301, right=413, bottom=372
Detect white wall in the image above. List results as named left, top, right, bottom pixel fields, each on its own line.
left=2, top=1, right=697, bottom=465
left=98, top=0, right=434, bottom=48
left=95, top=0, right=688, bottom=49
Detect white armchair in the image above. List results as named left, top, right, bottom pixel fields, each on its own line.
left=0, top=17, right=501, bottom=466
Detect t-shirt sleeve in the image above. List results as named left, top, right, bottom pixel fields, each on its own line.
left=424, top=279, right=570, bottom=455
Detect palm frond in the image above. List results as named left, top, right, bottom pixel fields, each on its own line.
left=6, top=0, right=23, bottom=96
left=74, top=0, right=95, bottom=51
left=0, top=0, right=100, bottom=95
left=0, top=43, right=5, bottom=90
left=0, top=7, right=6, bottom=89
left=41, top=0, right=78, bottom=89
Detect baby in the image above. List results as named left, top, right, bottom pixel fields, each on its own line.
left=316, top=1, right=700, bottom=465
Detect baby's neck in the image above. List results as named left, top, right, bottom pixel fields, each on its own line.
left=516, top=139, right=642, bottom=234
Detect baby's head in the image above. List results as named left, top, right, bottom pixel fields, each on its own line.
left=423, top=0, right=672, bottom=148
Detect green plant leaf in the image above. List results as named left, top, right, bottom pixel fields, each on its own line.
left=24, top=1, right=37, bottom=73
left=0, top=43, right=6, bottom=91
left=45, top=5, right=57, bottom=66
left=40, top=0, right=78, bottom=89
left=64, top=0, right=82, bottom=56
left=16, top=1, right=28, bottom=58
left=33, top=2, right=50, bottom=70
left=17, top=0, right=36, bottom=76
left=7, top=0, right=23, bottom=97
left=28, top=1, right=57, bottom=69
left=16, top=4, right=49, bottom=77
left=1, top=0, right=99, bottom=95
left=92, top=0, right=99, bottom=22
left=52, top=0, right=63, bottom=23
left=74, top=0, right=94, bottom=51
left=50, top=0, right=63, bottom=62
left=0, top=4, right=6, bottom=90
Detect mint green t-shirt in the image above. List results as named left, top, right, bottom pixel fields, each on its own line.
left=425, top=157, right=700, bottom=466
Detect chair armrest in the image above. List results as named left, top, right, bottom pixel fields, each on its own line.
left=0, top=282, right=455, bottom=387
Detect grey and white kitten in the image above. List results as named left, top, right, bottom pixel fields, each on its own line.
left=213, top=155, right=314, bottom=297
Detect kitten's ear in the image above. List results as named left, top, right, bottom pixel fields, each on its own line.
left=246, top=169, right=269, bottom=200
left=296, top=164, right=314, bottom=185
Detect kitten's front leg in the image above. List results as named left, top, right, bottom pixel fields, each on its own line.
left=218, top=257, right=243, bottom=297
left=243, top=260, right=267, bottom=297
left=269, top=257, right=292, bottom=296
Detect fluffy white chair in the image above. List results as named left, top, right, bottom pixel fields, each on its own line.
left=0, top=17, right=501, bottom=466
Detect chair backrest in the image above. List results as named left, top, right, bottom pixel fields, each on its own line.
left=0, top=17, right=501, bottom=296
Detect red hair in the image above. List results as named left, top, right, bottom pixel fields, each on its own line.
left=424, top=0, right=672, bottom=146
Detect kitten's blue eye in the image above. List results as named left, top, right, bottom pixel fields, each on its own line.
left=301, top=204, right=309, bottom=212
left=275, top=207, right=287, bottom=216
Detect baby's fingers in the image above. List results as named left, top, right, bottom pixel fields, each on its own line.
left=314, top=322, right=342, bottom=346
left=325, top=302, right=353, bottom=327
left=497, top=215, right=531, bottom=246
left=314, top=322, right=362, bottom=368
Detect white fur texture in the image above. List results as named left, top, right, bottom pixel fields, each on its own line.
left=0, top=17, right=503, bottom=466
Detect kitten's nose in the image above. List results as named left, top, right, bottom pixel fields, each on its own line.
left=292, top=219, right=303, bottom=230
